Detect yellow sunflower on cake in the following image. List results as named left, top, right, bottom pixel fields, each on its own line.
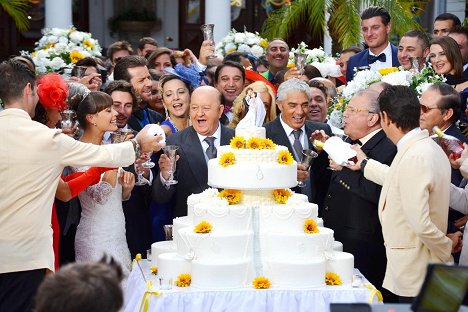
left=219, top=152, right=235, bottom=167
left=175, top=273, right=192, bottom=287
left=273, top=189, right=292, bottom=204
left=150, top=266, right=158, bottom=275
left=230, top=136, right=245, bottom=149
left=218, top=189, right=242, bottom=205
left=194, top=221, right=213, bottom=233
left=246, top=137, right=264, bottom=150
left=325, top=272, right=342, bottom=286
left=262, top=138, right=276, bottom=149
left=304, top=219, right=319, bottom=234
left=252, top=276, right=271, bottom=289
left=277, top=150, right=293, bottom=165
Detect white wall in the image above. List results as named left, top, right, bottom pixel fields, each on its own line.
left=88, top=0, right=114, bottom=52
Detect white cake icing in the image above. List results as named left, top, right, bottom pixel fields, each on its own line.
left=235, top=126, right=266, bottom=140
left=156, top=127, right=354, bottom=289
left=151, top=241, right=176, bottom=266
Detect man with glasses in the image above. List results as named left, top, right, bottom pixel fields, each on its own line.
left=322, top=89, right=397, bottom=302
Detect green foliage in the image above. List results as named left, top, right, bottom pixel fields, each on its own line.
left=0, top=0, right=30, bottom=31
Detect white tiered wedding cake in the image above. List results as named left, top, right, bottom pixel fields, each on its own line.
left=151, top=127, right=354, bottom=289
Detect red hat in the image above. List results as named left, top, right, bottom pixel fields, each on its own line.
left=245, top=70, right=277, bottom=95
left=37, top=73, right=69, bottom=111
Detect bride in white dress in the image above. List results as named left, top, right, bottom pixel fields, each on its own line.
left=72, top=91, right=135, bottom=278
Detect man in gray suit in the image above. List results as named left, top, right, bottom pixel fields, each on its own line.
left=152, top=86, right=235, bottom=217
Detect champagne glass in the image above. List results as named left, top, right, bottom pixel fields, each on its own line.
left=294, top=53, right=307, bottom=76
left=134, top=153, right=150, bottom=186
left=75, top=66, right=87, bottom=78
left=142, top=152, right=155, bottom=169
left=162, top=145, right=179, bottom=185
left=60, top=109, right=76, bottom=131
left=297, top=149, right=318, bottom=187
left=200, top=23, right=216, bottom=60
left=163, top=225, right=173, bottom=241
left=110, top=130, right=125, bottom=144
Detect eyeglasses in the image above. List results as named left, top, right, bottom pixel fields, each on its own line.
left=420, top=104, right=439, bottom=113
left=344, top=106, right=375, bottom=114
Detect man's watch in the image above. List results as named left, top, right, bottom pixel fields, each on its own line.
left=129, top=138, right=140, bottom=158
left=360, top=157, right=370, bottom=172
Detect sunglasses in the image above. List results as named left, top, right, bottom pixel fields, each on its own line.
left=420, top=104, right=439, bottom=114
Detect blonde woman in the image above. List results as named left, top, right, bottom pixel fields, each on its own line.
left=159, top=74, right=191, bottom=136
left=229, top=81, right=277, bottom=128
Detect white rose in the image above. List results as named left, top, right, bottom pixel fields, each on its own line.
left=50, top=57, right=66, bottom=70
left=234, top=32, right=246, bottom=44
left=224, top=42, right=237, bottom=53
left=224, top=33, right=234, bottom=43
left=69, top=31, right=84, bottom=43
left=250, top=45, right=264, bottom=58
left=237, top=44, right=251, bottom=53
left=58, top=36, right=68, bottom=45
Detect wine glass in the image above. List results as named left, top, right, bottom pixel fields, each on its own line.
left=200, top=23, right=216, bottom=60
left=162, top=145, right=179, bottom=185
left=294, top=53, right=307, bottom=76
left=74, top=66, right=87, bottom=78
left=297, top=149, right=318, bottom=187
left=109, top=130, right=125, bottom=144
left=142, top=152, right=155, bottom=169
left=60, top=109, right=76, bottom=131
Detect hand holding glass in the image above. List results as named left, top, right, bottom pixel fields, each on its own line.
left=297, top=149, right=318, bottom=187
left=162, top=145, right=179, bottom=185
left=61, top=109, right=76, bottom=131
left=200, top=24, right=216, bottom=60
left=294, top=53, right=307, bottom=76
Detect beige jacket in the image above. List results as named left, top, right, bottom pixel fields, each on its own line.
left=364, top=130, right=452, bottom=297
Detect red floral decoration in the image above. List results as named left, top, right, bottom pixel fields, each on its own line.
left=37, top=73, right=69, bottom=111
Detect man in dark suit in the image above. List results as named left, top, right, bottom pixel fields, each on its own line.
left=346, top=7, right=400, bottom=82
left=322, top=89, right=397, bottom=302
left=153, top=86, right=235, bottom=217
left=264, top=78, right=332, bottom=209
left=113, top=55, right=164, bottom=131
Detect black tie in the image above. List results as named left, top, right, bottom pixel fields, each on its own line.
left=205, top=137, right=217, bottom=160
left=292, top=129, right=303, bottom=162
left=346, top=137, right=362, bottom=146
left=368, top=53, right=386, bottom=64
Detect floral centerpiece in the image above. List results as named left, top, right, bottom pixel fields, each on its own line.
left=287, top=42, right=340, bottom=77
left=215, top=28, right=268, bottom=58
left=21, top=26, right=102, bottom=75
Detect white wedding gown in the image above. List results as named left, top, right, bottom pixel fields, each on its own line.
left=73, top=167, right=131, bottom=279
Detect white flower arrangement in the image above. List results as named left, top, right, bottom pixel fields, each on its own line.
left=288, top=42, right=341, bottom=77
left=21, top=26, right=102, bottom=75
left=215, top=29, right=269, bottom=58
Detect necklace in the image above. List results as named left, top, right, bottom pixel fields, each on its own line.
left=167, top=117, right=179, bottom=132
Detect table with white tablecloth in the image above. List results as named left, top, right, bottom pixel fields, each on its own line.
left=124, top=261, right=382, bottom=312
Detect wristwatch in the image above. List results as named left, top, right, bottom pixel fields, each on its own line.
left=360, top=158, right=370, bottom=172
left=129, top=138, right=140, bottom=158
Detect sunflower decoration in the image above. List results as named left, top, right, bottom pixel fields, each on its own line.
left=230, top=136, right=245, bottom=149
left=325, top=272, right=342, bottom=286
left=252, top=276, right=271, bottom=289
left=194, top=221, right=213, bottom=233
left=219, top=152, right=235, bottom=167
left=273, top=189, right=292, bottom=204
left=262, top=138, right=276, bottom=149
left=378, top=67, right=398, bottom=76
left=277, top=150, right=293, bottom=165
left=246, top=137, right=264, bottom=150
left=304, top=219, right=320, bottom=234
left=150, top=266, right=158, bottom=275
left=175, top=273, right=192, bottom=287
left=218, top=189, right=242, bottom=205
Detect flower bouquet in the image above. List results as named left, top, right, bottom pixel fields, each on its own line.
left=287, top=42, right=341, bottom=77
left=215, top=28, right=268, bottom=58
left=22, top=26, right=102, bottom=75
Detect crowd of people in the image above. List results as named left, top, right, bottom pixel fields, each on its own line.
left=0, top=5, right=467, bottom=311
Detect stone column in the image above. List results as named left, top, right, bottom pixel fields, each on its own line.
left=205, top=0, right=231, bottom=43
left=45, top=0, right=73, bottom=29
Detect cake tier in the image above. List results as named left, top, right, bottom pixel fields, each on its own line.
left=187, top=189, right=225, bottom=220
left=208, top=161, right=297, bottom=190
left=192, top=203, right=251, bottom=232
left=265, top=257, right=326, bottom=288
left=261, top=227, right=334, bottom=260
left=217, top=145, right=290, bottom=164
left=157, top=252, right=191, bottom=280
left=235, top=127, right=266, bottom=140
left=191, top=259, right=252, bottom=289
left=151, top=241, right=176, bottom=265
left=259, top=202, right=318, bottom=233
left=332, top=241, right=343, bottom=252
left=173, top=216, right=191, bottom=247
left=326, top=251, right=354, bottom=284
left=177, top=228, right=253, bottom=260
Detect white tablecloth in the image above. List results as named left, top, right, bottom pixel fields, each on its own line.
left=124, top=261, right=381, bottom=312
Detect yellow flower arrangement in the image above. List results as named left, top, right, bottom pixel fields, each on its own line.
left=82, top=39, right=94, bottom=49
left=325, top=272, right=342, bottom=286
left=175, top=273, right=192, bottom=287
left=252, top=276, right=271, bottom=289
left=273, top=189, right=292, bottom=204
left=70, top=50, right=85, bottom=64
left=218, top=189, right=242, bottom=205
left=194, top=221, right=213, bottom=233
left=262, top=138, right=276, bottom=149
left=378, top=67, right=398, bottom=76
left=304, top=219, right=320, bottom=234
left=150, top=266, right=158, bottom=275
left=230, top=136, right=245, bottom=149
left=277, top=150, right=294, bottom=165
left=246, top=137, right=263, bottom=149
left=219, top=152, right=235, bottom=167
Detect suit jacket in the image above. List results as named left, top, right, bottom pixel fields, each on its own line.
left=323, top=130, right=396, bottom=289
left=463, top=66, right=468, bottom=80
left=346, top=44, right=399, bottom=82
left=364, top=130, right=453, bottom=296
left=128, top=106, right=164, bottom=132
left=264, top=117, right=332, bottom=208
left=445, top=123, right=468, bottom=186
left=152, top=125, right=235, bottom=218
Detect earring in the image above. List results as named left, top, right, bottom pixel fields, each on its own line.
left=93, top=122, right=97, bottom=126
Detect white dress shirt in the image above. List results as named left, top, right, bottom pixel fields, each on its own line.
left=279, top=115, right=309, bottom=160
left=369, top=42, right=393, bottom=71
